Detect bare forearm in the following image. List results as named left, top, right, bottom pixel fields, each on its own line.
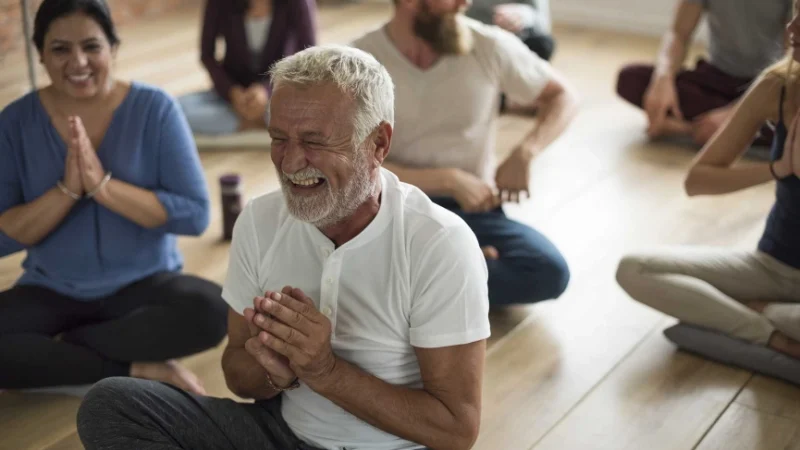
left=382, top=162, right=457, bottom=197
left=0, top=187, right=76, bottom=246
left=685, top=164, right=774, bottom=196
left=654, top=31, right=687, bottom=78
left=312, top=358, right=478, bottom=450
left=519, top=88, right=579, bottom=159
left=221, top=348, right=281, bottom=400
left=94, top=179, right=168, bottom=229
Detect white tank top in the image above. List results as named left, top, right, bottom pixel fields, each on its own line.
left=245, top=15, right=271, bottom=68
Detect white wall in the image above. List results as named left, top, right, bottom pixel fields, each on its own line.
left=551, top=0, right=709, bottom=42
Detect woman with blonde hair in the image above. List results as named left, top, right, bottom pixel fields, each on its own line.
left=616, top=2, right=800, bottom=376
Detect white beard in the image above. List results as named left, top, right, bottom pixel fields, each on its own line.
left=278, top=149, right=375, bottom=228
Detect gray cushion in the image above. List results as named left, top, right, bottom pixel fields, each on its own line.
left=663, top=323, right=800, bottom=386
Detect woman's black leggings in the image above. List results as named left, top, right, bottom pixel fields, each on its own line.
left=0, top=272, right=228, bottom=389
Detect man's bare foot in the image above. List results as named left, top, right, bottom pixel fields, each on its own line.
left=767, top=331, right=800, bottom=359
left=130, top=360, right=207, bottom=395
left=482, top=245, right=499, bottom=260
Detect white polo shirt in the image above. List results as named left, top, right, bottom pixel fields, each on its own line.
left=221, top=168, right=491, bottom=450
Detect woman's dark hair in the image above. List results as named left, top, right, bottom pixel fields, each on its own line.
left=32, top=0, right=121, bottom=52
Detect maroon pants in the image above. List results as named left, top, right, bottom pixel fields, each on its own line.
left=616, top=59, right=772, bottom=145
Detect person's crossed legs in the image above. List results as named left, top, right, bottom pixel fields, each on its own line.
left=0, top=272, right=228, bottom=393
left=616, top=60, right=773, bottom=146
left=77, top=377, right=319, bottom=450
left=432, top=198, right=570, bottom=306
left=616, top=248, right=800, bottom=359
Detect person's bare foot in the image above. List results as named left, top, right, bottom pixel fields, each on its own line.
left=767, top=331, right=800, bottom=359
left=130, top=360, right=207, bottom=395
left=482, top=245, right=499, bottom=260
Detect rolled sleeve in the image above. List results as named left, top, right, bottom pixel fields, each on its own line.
left=0, top=116, right=26, bottom=257
left=490, top=25, right=554, bottom=105
left=409, top=225, right=491, bottom=348
left=153, top=95, right=211, bottom=236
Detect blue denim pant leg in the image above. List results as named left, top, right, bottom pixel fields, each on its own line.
left=431, top=197, right=570, bottom=306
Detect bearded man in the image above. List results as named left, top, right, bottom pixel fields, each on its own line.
left=75, top=45, right=491, bottom=450
left=351, top=0, right=580, bottom=307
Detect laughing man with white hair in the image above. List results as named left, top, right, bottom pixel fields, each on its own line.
left=75, top=44, right=491, bottom=450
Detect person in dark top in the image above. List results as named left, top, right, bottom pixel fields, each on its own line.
left=178, top=0, right=317, bottom=141
left=615, top=2, right=800, bottom=361
left=465, top=0, right=554, bottom=61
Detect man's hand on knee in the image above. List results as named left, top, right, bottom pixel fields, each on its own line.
left=644, top=76, right=683, bottom=137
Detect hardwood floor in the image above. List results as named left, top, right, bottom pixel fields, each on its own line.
left=1, top=2, right=798, bottom=449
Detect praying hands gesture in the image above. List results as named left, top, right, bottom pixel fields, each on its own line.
left=772, top=108, right=800, bottom=180
left=62, top=119, right=84, bottom=197
left=231, top=84, right=269, bottom=126
left=59, top=116, right=170, bottom=230
left=241, top=288, right=299, bottom=389
left=246, top=286, right=337, bottom=390
left=68, top=116, right=108, bottom=197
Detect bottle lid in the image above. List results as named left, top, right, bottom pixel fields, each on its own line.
left=219, top=174, right=241, bottom=186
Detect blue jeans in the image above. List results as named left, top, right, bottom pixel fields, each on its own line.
left=177, top=90, right=268, bottom=136
left=431, top=197, right=570, bottom=306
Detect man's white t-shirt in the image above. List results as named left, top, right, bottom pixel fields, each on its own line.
left=351, top=17, right=554, bottom=186
left=221, top=169, right=491, bottom=450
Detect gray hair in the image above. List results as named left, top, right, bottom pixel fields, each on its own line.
left=269, top=44, right=395, bottom=145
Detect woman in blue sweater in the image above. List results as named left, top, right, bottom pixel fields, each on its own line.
left=0, top=0, right=227, bottom=394
left=616, top=3, right=800, bottom=362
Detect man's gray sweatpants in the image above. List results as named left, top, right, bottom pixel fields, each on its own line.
left=76, top=377, right=323, bottom=450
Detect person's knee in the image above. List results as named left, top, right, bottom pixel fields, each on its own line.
left=77, top=377, right=136, bottom=439
left=538, top=252, right=571, bottom=300
left=616, top=64, right=652, bottom=106
left=527, top=34, right=556, bottom=61
left=615, top=254, right=647, bottom=295
left=176, top=277, right=228, bottom=347
left=508, top=252, right=571, bottom=303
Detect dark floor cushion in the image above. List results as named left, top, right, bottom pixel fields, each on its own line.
left=663, top=323, right=800, bottom=387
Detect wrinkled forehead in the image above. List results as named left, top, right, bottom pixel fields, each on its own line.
left=269, top=82, right=357, bottom=139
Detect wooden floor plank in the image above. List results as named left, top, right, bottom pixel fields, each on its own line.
left=43, top=433, right=84, bottom=450
left=734, top=376, right=800, bottom=423
left=695, top=403, right=800, bottom=450
left=530, top=327, right=751, bottom=450
left=0, top=393, right=82, bottom=450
